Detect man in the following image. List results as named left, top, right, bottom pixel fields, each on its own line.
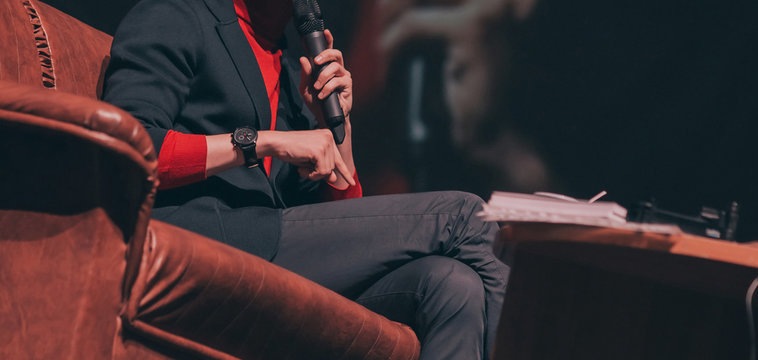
left=103, top=0, right=508, bottom=358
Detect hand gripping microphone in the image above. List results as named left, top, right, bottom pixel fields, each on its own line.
left=293, top=0, right=346, bottom=144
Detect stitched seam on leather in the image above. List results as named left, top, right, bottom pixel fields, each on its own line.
left=337, top=316, right=367, bottom=360
left=385, top=329, right=400, bottom=360
left=364, top=319, right=384, bottom=360
left=193, top=250, right=245, bottom=331
left=215, top=259, right=266, bottom=338
left=21, top=0, right=55, bottom=88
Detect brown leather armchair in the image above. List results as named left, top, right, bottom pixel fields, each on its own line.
left=0, top=1, right=420, bottom=359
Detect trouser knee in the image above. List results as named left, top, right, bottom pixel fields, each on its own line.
left=428, top=191, right=499, bottom=250
left=433, top=191, right=486, bottom=215
left=415, top=256, right=486, bottom=325
left=354, top=256, right=486, bottom=331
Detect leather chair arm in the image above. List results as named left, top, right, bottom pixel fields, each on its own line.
left=123, top=220, right=420, bottom=360
left=0, top=81, right=159, bottom=279
left=0, top=80, right=156, bottom=167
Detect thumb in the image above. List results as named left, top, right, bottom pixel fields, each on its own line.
left=324, top=29, right=334, bottom=49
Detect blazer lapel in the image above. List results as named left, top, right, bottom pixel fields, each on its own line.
left=205, top=0, right=271, bottom=130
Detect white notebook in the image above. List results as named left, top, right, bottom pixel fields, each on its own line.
left=479, top=191, right=680, bottom=234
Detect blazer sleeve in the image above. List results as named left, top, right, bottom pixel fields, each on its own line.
left=102, top=0, right=203, bottom=153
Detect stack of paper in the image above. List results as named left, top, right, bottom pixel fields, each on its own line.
left=479, top=191, right=627, bottom=225
left=479, top=191, right=681, bottom=234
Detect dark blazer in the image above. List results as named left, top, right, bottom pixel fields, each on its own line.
left=103, top=0, right=320, bottom=260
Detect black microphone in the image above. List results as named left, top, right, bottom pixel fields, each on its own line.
left=293, top=0, right=346, bottom=144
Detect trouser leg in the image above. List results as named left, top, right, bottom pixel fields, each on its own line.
left=272, top=191, right=509, bottom=359
left=355, top=256, right=486, bottom=360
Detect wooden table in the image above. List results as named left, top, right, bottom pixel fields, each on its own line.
left=493, top=223, right=758, bottom=360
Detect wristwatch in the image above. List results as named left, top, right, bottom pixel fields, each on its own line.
left=232, top=126, right=259, bottom=168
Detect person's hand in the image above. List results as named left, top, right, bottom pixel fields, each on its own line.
left=299, top=29, right=353, bottom=127
left=257, top=129, right=355, bottom=185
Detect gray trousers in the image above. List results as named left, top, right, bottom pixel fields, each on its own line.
left=272, top=191, right=509, bottom=360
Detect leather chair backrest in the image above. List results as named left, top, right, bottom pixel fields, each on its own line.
left=0, top=0, right=112, bottom=98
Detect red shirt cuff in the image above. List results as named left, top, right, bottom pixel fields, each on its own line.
left=322, top=171, right=363, bottom=201
left=157, top=130, right=207, bottom=190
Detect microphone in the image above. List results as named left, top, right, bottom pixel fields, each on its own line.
left=293, top=0, right=346, bottom=144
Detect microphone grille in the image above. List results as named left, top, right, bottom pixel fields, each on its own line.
left=311, top=0, right=322, bottom=18
left=293, top=0, right=325, bottom=34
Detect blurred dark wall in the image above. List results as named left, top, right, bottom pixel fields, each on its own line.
left=503, top=0, right=758, bottom=239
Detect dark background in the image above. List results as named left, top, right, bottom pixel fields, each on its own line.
left=46, top=0, right=758, bottom=240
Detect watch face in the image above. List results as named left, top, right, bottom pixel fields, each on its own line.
left=234, top=127, right=257, bottom=146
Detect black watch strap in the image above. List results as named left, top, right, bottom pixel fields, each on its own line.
left=239, top=144, right=259, bottom=168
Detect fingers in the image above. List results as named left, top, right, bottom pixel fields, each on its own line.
left=314, top=48, right=344, bottom=67
left=332, top=147, right=356, bottom=186
left=324, top=29, right=334, bottom=49
left=292, top=131, right=355, bottom=187
left=306, top=48, right=347, bottom=97
left=296, top=130, right=336, bottom=182
left=312, top=61, right=341, bottom=89
left=313, top=62, right=350, bottom=98
left=303, top=164, right=331, bottom=182
left=300, top=134, right=333, bottom=181
left=299, top=56, right=315, bottom=102
left=308, top=47, right=352, bottom=115
left=300, top=31, right=353, bottom=125
left=298, top=168, right=342, bottom=186
left=318, top=73, right=351, bottom=101
left=299, top=56, right=313, bottom=77
left=327, top=172, right=339, bottom=184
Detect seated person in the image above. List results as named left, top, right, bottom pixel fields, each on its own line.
left=102, top=0, right=509, bottom=358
